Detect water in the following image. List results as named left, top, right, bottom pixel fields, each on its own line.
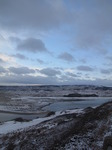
left=43, top=97, right=112, bottom=111
left=0, top=97, right=112, bottom=122
left=0, top=112, right=47, bottom=122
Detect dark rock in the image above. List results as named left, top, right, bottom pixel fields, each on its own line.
left=46, top=111, right=55, bottom=117
left=64, top=93, right=98, bottom=97
left=6, top=143, right=15, bottom=150
left=103, top=136, right=112, bottom=150
left=13, top=117, right=29, bottom=122
left=84, top=107, right=94, bottom=113
left=84, top=122, right=96, bottom=130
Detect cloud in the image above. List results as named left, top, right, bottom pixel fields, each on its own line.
left=0, top=0, right=111, bottom=53
left=8, top=67, right=35, bottom=75
left=0, top=66, right=6, bottom=73
left=77, top=65, right=93, bottom=72
left=106, top=56, right=112, bottom=63
left=12, top=53, right=28, bottom=60
left=0, top=53, right=14, bottom=63
left=9, top=36, right=21, bottom=43
left=101, top=69, right=112, bottom=74
left=61, top=77, right=112, bottom=87
left=66, top=72, right=79, bottom=78
left=39, top=68, right=61, bottom=77
left=0, top=69, right=112, bottom=86
left=0, top=58, right=5, bottom=64
left=69, top=0, right=112, bottom=52
left=17, top=38, right=47, bottom=53
left=80, top=59, right=87, bottom=64
left=0, top=0, right=112, bottom=86
left=0, top=0, right=111, bottom=52
left=0, top=66, right=7, bottom=73
left=37, top=59, right=44, bottom=64
left=0, top=74, right=59, bottom=85
left=0, top=0, right=70, bottom=31
left=58, top=52, right=75, bottom=62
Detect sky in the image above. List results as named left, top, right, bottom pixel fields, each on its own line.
left=0, top=0, right=112, bottom=86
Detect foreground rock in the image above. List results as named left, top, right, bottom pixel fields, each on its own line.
left=103, top=136, right=112, bottom=150
left=0, top=101, right=112, bottom=150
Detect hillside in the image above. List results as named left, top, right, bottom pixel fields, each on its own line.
left=0, top=101, right=112, bottom=150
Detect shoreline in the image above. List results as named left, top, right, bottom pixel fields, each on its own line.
left=0, top=110, right=49, bottom=115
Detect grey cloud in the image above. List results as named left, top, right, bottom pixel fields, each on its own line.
left=66, top=72, right=78, bottom=78
left=0, top=72, right=112, bottom=86
left=0, top=74, right=59, bottom=85
left=0, top=34, right=5, bottom=41
left=39, top=68, right=61, bottom=77
left=17, top=38, right=47, bottom=53
left=0, top=58, right=5, bottom=63
left=12, top=53, right=28, bottom=60
left=97, top=48, right=108, bottom=55
left=9, top=36, right=21, bottom=43
left=106, top=56, right=112, bottom=62
left=80, top=59, right=86, bottom=64
left=69, top=0, right=112, bottom=51
left=77, top=66, right=93, bottom=72
left=58, top=52, right=75, bottom=62
left=60, top=77, right=112, bottom=87
left=37, top=59, right=44, bottom=64
left=0, top=0, right=111, bottom=53
left=0, top=0, right=70, bottom=31
left=8, top=67, right=35, bottom=75
left=0, top=66, right=7, bottom=73
left=101, top=69, right=112, bottom=74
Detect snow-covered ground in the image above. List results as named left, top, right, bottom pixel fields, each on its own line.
left=0, top=85, right=112, bottom=114
left=0, top=109, right=84, bottom=134
left=0, top=85, right=112, bottom=149
left=0, top=101, right=112, bottom=149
